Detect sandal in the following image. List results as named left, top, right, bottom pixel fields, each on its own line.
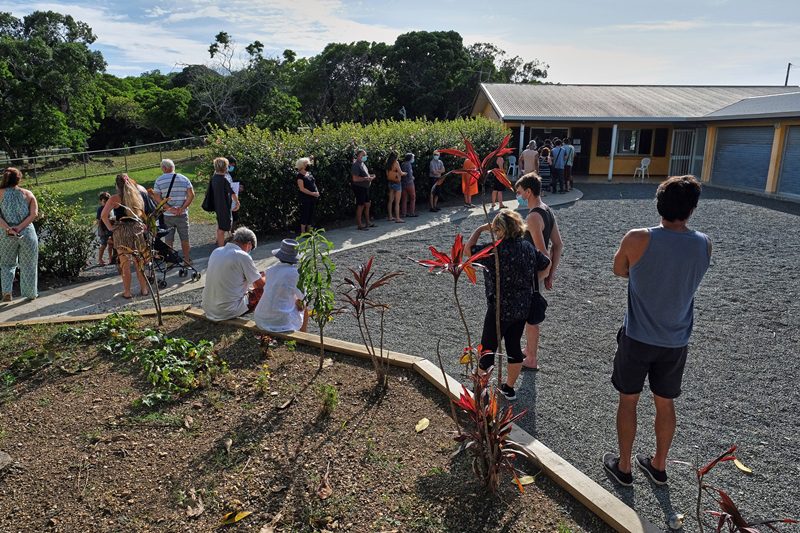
left=395, top=219, right=405, bottom=223
left=121, top=293, right=133, bottom=299
left=368, top=222, right=377, bottom=227
left=357, top=226, right=369, bottom=231
left=98, top=260, right=106, bottom=266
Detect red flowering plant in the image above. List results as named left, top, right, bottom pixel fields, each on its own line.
left=438, top=133, right=515, bottom=384
left=411, top=135, right=533, bottom=494
left=412, top=233, right=500, bottom=372
left=675, top=445, right=798, bottom=533
left=454, top=369, right=527, bottom=494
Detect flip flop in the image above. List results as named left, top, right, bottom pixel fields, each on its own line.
left=121, top=293, right=133, bottom=299
left=357, top=226, right=368, bottom=231
left=395, top=219, right=405, bottom=223
left=368, top=223, right=377, bottom=227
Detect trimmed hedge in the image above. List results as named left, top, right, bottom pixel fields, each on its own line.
left=33, top=188, right=95, bottom=278
left=206, top=117, right=509, bottom=233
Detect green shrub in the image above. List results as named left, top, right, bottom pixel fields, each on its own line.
left=33, top=187, right=95, bottom=278
left=207, top=117, right=509, bottom=232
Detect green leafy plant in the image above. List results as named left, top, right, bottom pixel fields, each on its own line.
left=318, top=384, right=339, bottom=416
left=207, top=117, right=508, bottom=232
left=255, top=363, right=271, bottom=394
left=297, top=228, right=337, bottom=371
left=284, top=340, right=297, bottom=352
left=340, top=257, right=402, bottom=387
left=32, top=188, right=95, bottom=279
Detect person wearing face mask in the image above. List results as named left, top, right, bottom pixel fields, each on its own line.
left=400, top=153, right=417, bottom=218
left=515, top=173, right=563, bottom=371
left=428, top=151, right=445, bottom=212
left=351, top=149, right=375, bottom=230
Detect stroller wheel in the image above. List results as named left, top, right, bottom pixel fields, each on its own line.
left=147, top=275, right=156, bottom=284
left=158, top=280, right=168, bottom=289
left=179, top=268, right=188, bottom=278
left=192, top=273, right=201, bottom=281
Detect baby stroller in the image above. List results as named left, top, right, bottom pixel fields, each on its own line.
left=147, top=227, right=200, bottom=289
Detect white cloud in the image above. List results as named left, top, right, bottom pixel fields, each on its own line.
left=11, top=2, right=210, bottom=71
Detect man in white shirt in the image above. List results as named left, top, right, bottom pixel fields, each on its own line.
left=151, top=159, right=195, bottom=264
left=201, top=227, right=265, bottom=321
left=254, top=239, right=308, bottom=333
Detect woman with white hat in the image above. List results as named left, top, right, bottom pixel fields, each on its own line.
left=254, top=239, right=309, bottom=332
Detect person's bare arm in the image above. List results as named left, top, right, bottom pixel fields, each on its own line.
left=13, top=190, right=38, bottom=232
left=182, top=187, right=195, bottom=209
left=465, top=223, right=491, bottom=260
left=613, top=229, right=650, bottom=278
left=101, top=195, right=116, bottom=232
left=544, top=221, right=564, bottom=290
left=526, top=211, right=551, bottom=278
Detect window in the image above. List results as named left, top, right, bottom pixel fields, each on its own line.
left=616, top=128, right=656, bottom=156
left=617, top=129, right=639, bottom=154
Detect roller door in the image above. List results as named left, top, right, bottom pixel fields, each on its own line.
left=711, top=127, right=773, bottom=191
left=778, top=126, right=800, bottom=197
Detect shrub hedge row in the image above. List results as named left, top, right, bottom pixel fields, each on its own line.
left=207, top=117, right=509, bottom=233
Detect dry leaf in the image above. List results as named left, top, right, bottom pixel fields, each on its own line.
left=415, top=418, right=430, bottom=433
left=517, top=475, right=536, bottom=486
left=224, top=438, right=232, bottom=454
left=183, top=415, right=194, bottom=429
left=220, top=510, right=252, bottom=525
left=317, top=461, right=333, bottom=500
left=186, top=488, right=205, bottom=518
left=278, top=397, right=294, bottom=410
left=259, top=511, right=283, bottom=533
left=322, top=358, right=334, bottom=368
left=733, top=458, right=753, bottom=474
left=459, top=353, right=472, bottom=365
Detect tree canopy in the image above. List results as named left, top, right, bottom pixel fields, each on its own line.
left=2, top=10, right=549, bottom=157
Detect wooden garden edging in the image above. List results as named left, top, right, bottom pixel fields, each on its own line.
left=183, top=307, right=660, bottom=533
left=0, top=304, right=191, bottom=329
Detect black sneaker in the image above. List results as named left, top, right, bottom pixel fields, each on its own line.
left=635, top=454, right=668, bottom=485
left=602, top=453, right=633, bottom=486
left=499, top=383, right=517, bottom=401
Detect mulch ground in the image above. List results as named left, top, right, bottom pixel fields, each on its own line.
left=0, top=315, right=608, bottom=532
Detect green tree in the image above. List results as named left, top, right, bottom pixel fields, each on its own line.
left=0, top=11, right=105, bottom=158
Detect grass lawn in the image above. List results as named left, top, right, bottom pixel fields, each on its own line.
left=25, top=146, right=207, bottom=185
left=29, top=158, right=217, bottom=226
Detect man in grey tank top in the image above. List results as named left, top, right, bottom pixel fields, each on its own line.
left=603, top=176, right=711, bottom=487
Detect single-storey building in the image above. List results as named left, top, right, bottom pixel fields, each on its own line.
left=471, top=84, right=800, bottom=198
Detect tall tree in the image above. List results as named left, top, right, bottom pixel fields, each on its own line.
left=0, top=11, right=106, bottom=158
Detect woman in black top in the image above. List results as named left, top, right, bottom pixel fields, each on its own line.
left=466, top=209, right=550, bottom=401
left=296, top=157, right=320, bottom=234
left=211, top=157, right=239, bottom=247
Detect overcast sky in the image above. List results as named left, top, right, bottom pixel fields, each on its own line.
left=8, top=0, right=800, bottom=85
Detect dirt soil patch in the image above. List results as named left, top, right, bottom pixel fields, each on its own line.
left=0, top=315, right=607, bottom=532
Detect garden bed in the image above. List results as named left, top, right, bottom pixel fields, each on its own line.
left=0, top=314, right=608, bottom=532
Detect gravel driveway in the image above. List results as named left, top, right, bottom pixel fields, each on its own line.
left=150, top=183, right=800, bottom=531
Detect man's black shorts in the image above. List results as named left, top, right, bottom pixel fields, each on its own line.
left=611, top=326, right=688, bottom=399
left=351, top=184, right=370, bottom=206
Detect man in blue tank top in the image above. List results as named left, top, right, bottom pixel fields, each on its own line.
left=603, top=175, right=711, bottom=487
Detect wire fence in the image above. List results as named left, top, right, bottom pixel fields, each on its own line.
left=0, top=136, right=209, bottom=186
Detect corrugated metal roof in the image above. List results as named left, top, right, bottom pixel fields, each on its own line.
left=475, top=84, right=800, bottom=121
left=705, top=91, right=800, bottom=119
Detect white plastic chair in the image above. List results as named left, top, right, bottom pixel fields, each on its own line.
left=633, top=158, right=651, bottom=181
left=506, top=155, right=518, bottom=179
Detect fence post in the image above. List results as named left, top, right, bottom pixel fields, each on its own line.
left=159, top=144, right=163, bottom=164
left=83, top=153, right=88, bottom=179
left=124, top=146, right=129, bottom=173
left=32, top=156, right=39, bottom=186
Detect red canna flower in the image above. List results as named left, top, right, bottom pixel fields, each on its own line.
left=412, top=233, right=501, bottom=284
left=439, top=134, right=515, bottom=191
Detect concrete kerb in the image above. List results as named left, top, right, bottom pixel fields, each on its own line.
left=184, top=306, right=658, bottom=533
left=0, top=304, right=191, bottom=329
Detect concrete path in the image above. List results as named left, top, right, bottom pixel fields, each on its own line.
left=0, top=190, right=582, bottom=323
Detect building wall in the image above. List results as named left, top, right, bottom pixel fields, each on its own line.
left=502, top=121, right=674, bottom=176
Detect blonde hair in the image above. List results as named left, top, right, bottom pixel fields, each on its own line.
left=115, top=173, right=145, bottom=219
left=295, top=157, right=311, bottom=171
left=491, top=210, right=526, bottom=240
left=213, top=157, right=229, bottom=174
